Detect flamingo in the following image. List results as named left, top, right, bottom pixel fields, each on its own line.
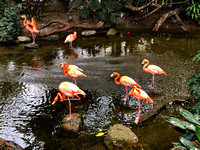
left=110, top=72, right=142, bottom=101
left=60, top=62, right=83, bottom=72
left=21, top=15, right=39, bottom=45
left=60, top=62, right=86, bottom=85
left=129, top=86, right=153, bottom=124
left=52, top=81, right=86, bottom=120
left=64, top=31, right=77, bottom=47
left=142, top=59, right=167, bottom=89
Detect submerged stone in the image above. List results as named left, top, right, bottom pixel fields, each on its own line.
left=107, top=28, right=117, bottom=36
left=24, top=43, right=39, bottom=49
left=60, top=113, right=81, bottom=133
left=0, top=137, right=23, bottom=150
left=17, top=36, right=31, bottom=43
left=104, top=124, right=138, bottom=150
left=81, top=30, right=96, bottom=36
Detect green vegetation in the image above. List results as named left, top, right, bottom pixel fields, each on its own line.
left=0, top=2, right=20, bottom=43
left=164, top=107, right=200, bottom=150
left=79, top=0, right=122, bottom=23
left=186, top=50, right=200, bottom=100
left=185, top=0, right=200, bottom=24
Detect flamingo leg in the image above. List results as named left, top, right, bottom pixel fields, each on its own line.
left=69, top=42, right=72, bottom=47
left=31, top=32, right=36, bottom=45
left=73, top=77, right=77, bottom=85
left=67, top=97, right=72, bottom=120
left=134, top=99, right=141, bottom=124
left=124, top=86, right=128, bottom=101
left=148, top=74, right=155, bottom=89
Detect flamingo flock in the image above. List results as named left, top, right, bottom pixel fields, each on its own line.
left=20, top=15, right=168, bottom=124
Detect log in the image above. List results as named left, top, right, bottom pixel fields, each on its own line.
left=153, top=8, right=189, bottom=33
left=37, top=20, right=104, bottom=37
left=125, top=0, right=155, bottom=12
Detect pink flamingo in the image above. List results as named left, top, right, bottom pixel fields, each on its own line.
left=111, top=72, right=142, bottom=101
left=60, top=62, right=83, bottom=72
left=21, top=15, right=39, bottom=45
left=142, top=59, right=167, bottom=89
left=60, top=62, right=86, bottom=85
left=64, top=32, right=77, bottom=47
left=129, top=86, right=153, bottom=124
left=52, top=81, right=86, bottom=120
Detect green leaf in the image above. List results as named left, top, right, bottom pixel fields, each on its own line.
left=164, top=116, right=186, bottom=129
left=196, top=126, right=200, bottom=141
left=179, top=108, right=200, bottom=125
left=180, top=137, right=197, bottom=149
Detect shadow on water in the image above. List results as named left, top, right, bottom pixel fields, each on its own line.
left=0, top=33, right=200, bottom=149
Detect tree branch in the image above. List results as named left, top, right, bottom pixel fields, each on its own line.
left=125, top=0, right=155, bottom=11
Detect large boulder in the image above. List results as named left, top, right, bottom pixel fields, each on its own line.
left=17, top=36, right=31, bottom=43
left=60, top=113, right=82, bottom=133
left=104, top=124, right=138, bottom=150
left=24, top=43, right=39, bottom=49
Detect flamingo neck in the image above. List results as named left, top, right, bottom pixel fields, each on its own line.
left=114, top=74, right=121, bottom=85
left=143, top=61, right=149, bottom=71
left=23, top=16, right=27, bottom=26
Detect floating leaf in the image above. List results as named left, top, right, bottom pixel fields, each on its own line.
left=196, top=126, right=200, bottom=141
left=179, top=108, right=200, bottom=125
left=96, top=132, right=105, bottom=137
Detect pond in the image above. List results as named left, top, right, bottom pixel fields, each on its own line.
left=0, top=32, right=200, bottom=149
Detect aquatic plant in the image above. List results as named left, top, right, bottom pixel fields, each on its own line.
left=164, top=107, right=200, bottom=150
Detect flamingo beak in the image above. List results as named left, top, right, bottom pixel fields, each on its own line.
left=52, top=101, right=56, bottom=105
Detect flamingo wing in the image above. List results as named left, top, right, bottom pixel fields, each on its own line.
left=147, top=65, right=164, bottom=74
left=31, top=18, right=37, bottom=29
left=129, top=88, right=153, bottom=103
left=120, top=76, right=141, bottom=88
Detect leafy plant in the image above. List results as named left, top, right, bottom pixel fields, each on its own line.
left=0, top=6, right=20, bottom=42
left=186, top=50, right=200, bottom=99
left=185, top=0, right=200, bottom=24
left=78, top=0, right=122, bottom=24
left=164, top=107, right=200, bottom=150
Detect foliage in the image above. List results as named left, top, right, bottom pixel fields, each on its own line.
left=186, top=50, right=200, bottom=99
left=0, top=6, right=20, bottom=42
left=78, top=0, right=122, bottom=24
left=164, top=107, right=200, bottom=150
left=185, top=0, right=200, bottom=24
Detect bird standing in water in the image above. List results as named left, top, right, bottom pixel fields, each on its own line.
left=142, top=59, right=167, bottom=89
left=52, top=81, right=86, bottom=120
left=21, top=15, right=39, bottom=45
left=64, top=31, right=77, bottom=47
left=110, top=72, right=142, bottom=101
left=60, top=62, right=86, bottom=85
left=129, top=86, right=153, bottom=124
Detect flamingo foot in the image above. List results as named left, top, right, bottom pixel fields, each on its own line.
left=32, top=42, right=35, bottom=45
left=134, top=117, right=140, bottom=124
left=148, top=84, right=154, bottom=89
left=67, top=117, right=71, bottom=120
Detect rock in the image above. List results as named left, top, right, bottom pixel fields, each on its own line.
left=24, top=44, right=39, bottom=49
left=60, top=113, right=81, bottom=133
left=81, top=30, right=96, bottom=36
left=0, top=137, right=23, bottom=150
left=17, top=36, right=31, bottom=43
left=107, top=28, right=117, bottom=36
left=104, top=124, right=138, bottom=150
left=45, top=35, right=59, bottom=41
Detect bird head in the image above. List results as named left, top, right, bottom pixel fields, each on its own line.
left=142, top=59, right=149, bottom=66
left=110, top=72, right=118, bottom=77
left=60, top=62, right=69, bottom=68
left=21, top=15, right=26, bottom=19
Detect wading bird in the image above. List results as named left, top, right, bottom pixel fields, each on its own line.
left=21, top=15, right=39, bottom=45
left=110, top=72, right=142, bottom=101
left=52, top=81, right=86, bottom=120
left=129, top=86, right=153, bottom=124
left=60, top=62, right=86, bottom=85
left=64, top=31, right=77, bottom=47
left=142, top=59, right=167, bottom=89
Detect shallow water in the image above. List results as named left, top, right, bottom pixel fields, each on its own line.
left=0, top=32, right=199, bottom=149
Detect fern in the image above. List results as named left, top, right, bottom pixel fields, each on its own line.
left=193, top=50, right=200, bottom=62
